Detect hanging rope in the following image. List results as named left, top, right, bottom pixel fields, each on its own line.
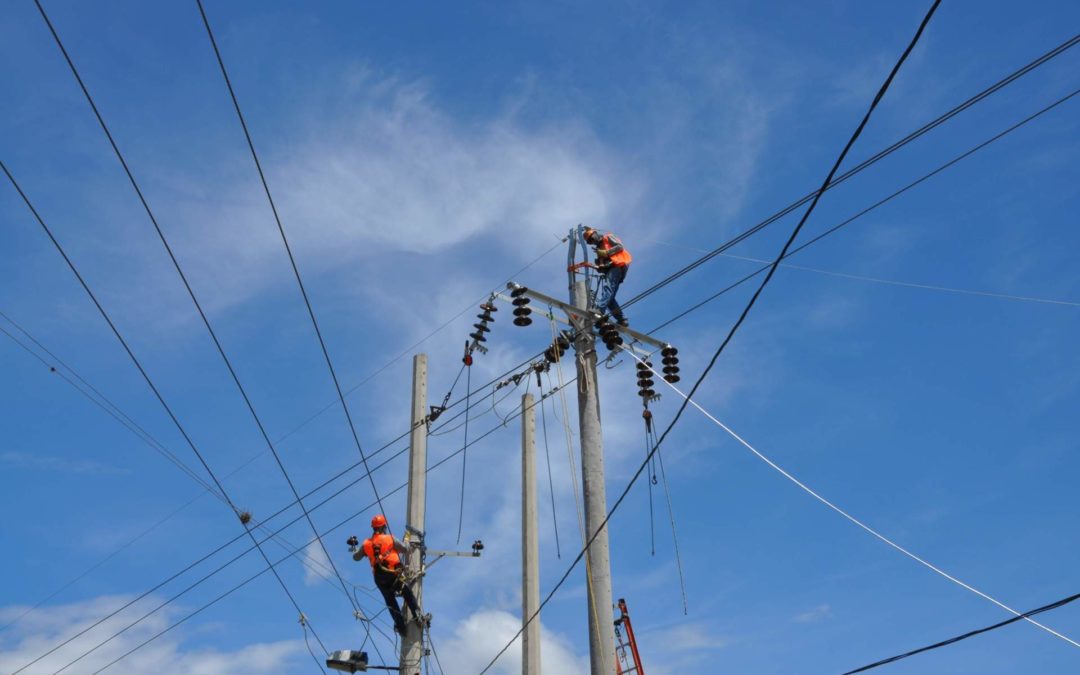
left=646, top=416, right=689, bottom=615
left=298, top=614, right=329, bottom=675
left=644, top=425, right=656, bottom=556
left=455, top=352, right=472, bottom=544
left=537, top=377, right=563, bottom=558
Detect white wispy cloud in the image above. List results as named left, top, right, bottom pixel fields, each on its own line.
left=0, top=595, right=303, bottom=675
left=793, top=602, right=833, bottom=624
left=302, top=540, right=332, bottom=587
left=0, top=451, right=129, bottom=476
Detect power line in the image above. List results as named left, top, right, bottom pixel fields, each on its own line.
left=646, top=245, right=1080, bottom=308
left=841, top=592, right=1080, bottom=674
left=479, top=1, right=942, bottom=668
left=32, top=0, right=363, bottom=624
left=0, top=252, right=567, bottom=632
left=0, top=311, right=395, bottom=636
left=650, top=84, right=1080, bottom=333
left=16, top=41, right=1077, bottom=675
left=13, top=24, right=1069, bottom=640
left=621, top=30, right=1080, bottom=311
left=58, top=384, right=573, bottom=674
left=17, top=351, right=563, bottom=671
left=2, top=153, right=324, bottom=670
left=195, top=0, right=390, bottom=519
left=0, top=316, right=219, bottom=497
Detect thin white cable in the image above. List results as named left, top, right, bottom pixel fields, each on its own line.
left=626, top=350, right=1080, bottom=649
left=648, top=239, right=1080, bottom=308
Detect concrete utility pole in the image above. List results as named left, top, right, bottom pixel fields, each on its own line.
left=401, top=353, right=428, bottom=675
left=521, top=392, right=541, bottom=675
left=572, top=280, right=616, bottom=675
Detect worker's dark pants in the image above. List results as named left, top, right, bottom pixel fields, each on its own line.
left=374, top=567, right=420, bottom=631
left=596, top=264, right=628, bottom=322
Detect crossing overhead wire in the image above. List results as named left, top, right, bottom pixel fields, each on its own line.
left=650, top=84, right=1080, bottom=333
left=0, top=316, right=218, bottom=498
left=34, top=0, right=361, bottom=621
left=18, top=344, right=557, bottom=670
left=268, top=235, right=567, bottom=454
left=721, top=251, right=1080, bottom=307
left=479, top=2, right=942, bottom=669
left=0, top=313, right=390, bottom=640
left=622, top=30, right=1080, bottom=311
left=198, top=0, right=400, bottom=523
left=55, top=441, right=417, bottom=674
left=69, top=385, right=574, bottom=674
left=2, top=153, right=326, bottom=674
left=840, top=591, right=1080, bottom=674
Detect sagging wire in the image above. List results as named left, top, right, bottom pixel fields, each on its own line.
left=352, top=600, right=389, bottom=669
left=644, top=410, right=689, bottom=615
left=455, top=348, right=473, bottom=544
left=490, top=370, right=529, bottom=425
left=537, top=376, right=563, bottom=558
left=299, top=614, right=329, bottom=675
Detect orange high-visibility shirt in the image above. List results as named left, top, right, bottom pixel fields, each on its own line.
left=600, top=234, right=632, bottom=266
left=362, top=533, right=402, bottom=570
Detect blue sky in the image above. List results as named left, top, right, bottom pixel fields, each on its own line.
left=2, top=1, right=1079, bottom=673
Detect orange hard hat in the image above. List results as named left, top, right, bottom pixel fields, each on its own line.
left=371, top=514, right=388, bottom=529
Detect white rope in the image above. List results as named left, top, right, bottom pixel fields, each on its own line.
left=626, top=350, right=1080, bottom=648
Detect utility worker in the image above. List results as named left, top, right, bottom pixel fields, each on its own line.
left=583, top=226, right=632, bottom=326
left=353, top=514, right=424, bottom=635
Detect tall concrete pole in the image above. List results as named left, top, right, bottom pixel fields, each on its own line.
left=521, top=392, right=541, bottom=675
left=401, top=354, right=427, bottom=675
left=572, top=280, right=616, bottom=674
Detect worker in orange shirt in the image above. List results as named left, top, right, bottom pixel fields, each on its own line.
left=584, top=226, right=632, bottom=326
left=352, top=514, right=423, bottom=635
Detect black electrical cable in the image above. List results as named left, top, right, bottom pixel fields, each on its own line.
left=42, top=355, right=566, bottom=659
left=621, top=30, right=1080, bottom=311
left=63, top=385, right=572, bottom=675
left=2, top=153, right=325, bottom=673
left=196, top=0, right=392, bottom=520
left=841, top=592, right=1080, bottom=674
left=478, top=2, right=941, bottom=669
left=13, top=345, right=556, bottom=671
left=21, top=66, right=1079, bottom=675
left=650, top=84, right=1080, bottom=334
left=0, top=318, right=219, bottom=497
left=269, top=237, right=566, bottom=453
left=33, top=0, right=365, bottom=622
left=0, top=309, right=382, bottom=641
